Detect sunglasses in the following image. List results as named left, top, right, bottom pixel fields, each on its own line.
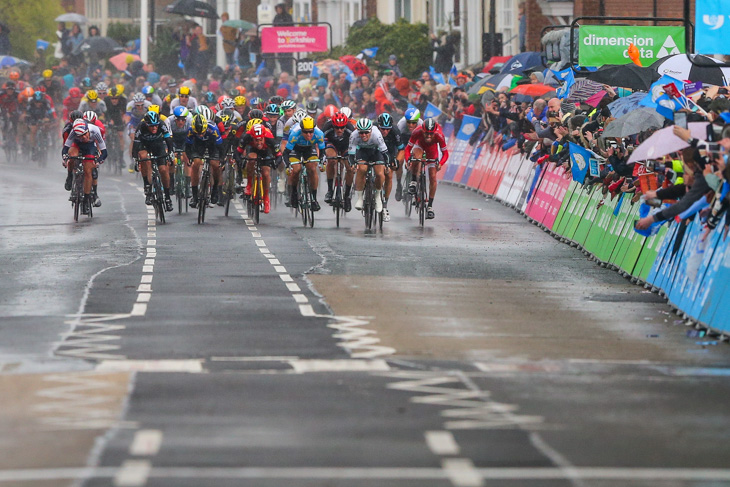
left=179, top=94, right=189, bottom=98
left=359, top=130, right=371, bottom=135
left=302, top=130, right=314, bottom=134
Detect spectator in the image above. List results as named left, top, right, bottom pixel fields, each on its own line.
left=0, top=24, right=11, bottom=56
left=385, top=54, right=403, bottom=78
left=219, top=12, right=238, bottom=67
left=66, top=24, right=84, bottom=66
left=88, top=25, right=100, bottom=37
left=431, top=31, right=460, bottom=75
left=272, top=3, right=294, bottom=74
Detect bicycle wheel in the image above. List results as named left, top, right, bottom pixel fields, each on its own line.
left=299, top=172, right=308, bottom=227
left=334, top=187, right=342, bottom=228
left=418, top=172, right=426, bottom=227
left=198, top=172, right=208, bottom=224
left=73, top=194, right=80, bottom=222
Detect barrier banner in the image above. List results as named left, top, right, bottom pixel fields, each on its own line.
left=496, top=152, right=524, bottom=203
left=460, top=144, right=483, bottom=186
left=443, top=115, right=480, bottom=181
left=542, top=166, right=571, bottom=229
left=482, top=149, right=509, bottom=195
left=524, top=163, right=557, bottom=223
left=466, top=143, right=492, bottom=189
left=507, top=153, right=536, bottom=207
left=479, top=146, right=503, bottom=195
left=260, top=26, right=329, bottom=53
left=552, top=182, right=579, bottom=236
left=453, top=143, right=475, bottom=185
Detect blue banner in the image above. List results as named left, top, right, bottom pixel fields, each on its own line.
left=695, top=0, right=730, bottom=55
left=429, top=66, right=445, bottom=84
left=640, top=75, right=686, bottom=120
left=448, top=64, right=458, bottom=86
left=444, top=115, right=480, bottom=180
left=553, top=68, right=575, bottom=100
left=361, top=47, right=379, bottom=58
left=423, top=102, right=442, bottom=119
left=569, top=142, right=593, bottom=184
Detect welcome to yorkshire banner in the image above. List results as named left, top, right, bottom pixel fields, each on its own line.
left=578, top=25, right=685, bottom=67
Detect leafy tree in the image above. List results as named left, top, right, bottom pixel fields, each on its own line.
left=107, top=22, right=140, bottom=46
left=2, top=0, right=64, bottom=61
left=150, top=27, right=183, bottom=77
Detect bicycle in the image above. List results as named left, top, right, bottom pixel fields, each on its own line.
left=221, top=148, right=237, bottom=217
left=402, top=167, right=414, bottom=218
left=197, top=154, right=213, bottom=224
left=32, top=120, right=52, bottom=167
left=246, top=155, right=273, bottom=225
left=409, top=158, right=438, bottom=227
left=139, top=154, right=167, bottom=224
left=105, top=127, right=125, bottom=175
left=362, top=160, right=382, bottom=231
left=2, top=119, right=18, bottom=164
left=294, top=157, right=318, bottom=228
left=66, top=155, right=95, bottom=222
left=173, top=149, right=189, bottom=214
left=329, top=154, right=348, bottom=228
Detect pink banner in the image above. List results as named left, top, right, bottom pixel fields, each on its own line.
left=260, top=26, right=329, bottom=53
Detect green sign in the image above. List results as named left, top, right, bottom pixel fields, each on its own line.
left=578, top=25, right=686, bottom=67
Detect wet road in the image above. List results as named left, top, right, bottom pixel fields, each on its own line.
left=2, top=157, right=730, bottom=487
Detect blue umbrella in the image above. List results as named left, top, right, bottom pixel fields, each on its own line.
left=0, top=56, right=30, bottom=67
left=500, top=52, right=543, bottom=75
left=607, top=92, right=646, bottom=118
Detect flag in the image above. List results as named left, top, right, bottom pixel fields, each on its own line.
left=429, top=66, right=445, bottom=84
left=569, top=142, right=596, bottom=184
left=341, top=65, right=355, bottom=82
left=361, top=47, right=379, bottom=58
left=640, top=75, right=686, bottom=120
left=310, top=65, right=319, bottom=79
left=36, top=39, right=50, bottom=51
left=255, top=61, right=266, bottom=75
left=553, top=68, right=575, bottom=99
left=696, top=0, right=730, bottom=55
left=448, top=64, right=458, bottom=86
left=684, top=81, right=703, bottom=96
left=423, top=102, right=442, bottom=119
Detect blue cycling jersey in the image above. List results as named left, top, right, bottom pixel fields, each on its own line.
left=286, top=126, right=325, bottom=151
left=185, top=122, right=223, bottom=145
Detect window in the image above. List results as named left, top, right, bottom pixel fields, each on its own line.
left=109, top=0, right=139, bottom=18
left=394, top=0, right=411, bottom=21
left=501, top=0, right=514, bottom=55
left=453, top=0, right=460, bottom=26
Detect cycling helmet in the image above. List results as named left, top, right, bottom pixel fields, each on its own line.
left=33, top=91, right=45, bottom=102
left=423, top=118, right=437, bottom=133
left=4, top=81, right=16, bottom=91
left=86, top=90, right=99, bottom=101
left=178, top=86, right=191, bottom=96
left=234, top=95, right=247, bottom=107
left=246, top=118, right=263, bottom=131
left=250, top=123, right=266, bottom=138
left=265, top=103, right=281, bottom=116
left=109, top=86, right=121, bottom=97
left=115, top=84, right=125, bottom=96
left=143, top=111, right=160, bottom=126
left=204, top=91, right=216, bottom=103
left=248, top=108, right=264, bottom=120
left=167, top=78, right=178, bottom=88
left=291, top=109, right=306, bottom=124
left=300, top=116, right=315, bottom=131
left=83, top=110, right=98, bottom=123
left=192, top=114, right=208, bottom=134
left=340, top=107, right=352, bottom=119
left=95, top=82, right=108, bottom=92
left=249, top=97, right=263, bottom=109
left=269, top=95, right=284, bottom=105
left=281, top=99, right=296, bottom=110
left=81, top=77, right=92, bottom=88
left=217, top=108, right=235, bottom=126
left=142, top=86, right=154, bottom=95
left=377, top=113, right=393, bottom=129
left=220, top=97, right=235, bottom=109
left=72, top=119, right=89, bottom=136
left=227, top=88, right=238, bottom=98
left=173, top=106, right=189, bottom=119
left=69, top=110, right=83, bottom=122
left=21, top=87, right=35, bottom=99
left=196, top=105, right=212, bottom=121
left=132, top=93, right=146, bottom=104
left=404, top=107, right=421, bottom=122
left=42, top=69, right=53, bottom=79
left=356, top=118, right=373, bottom=132
left=217, top=95, right=226, bottom=105
left=305, top=100, right=318, bottom=114
left=235, top=85, right=246, bottom=95
left=323, top=104, right=337, bottom=119
left=148, top=104, right=161, bottom=114
left=34, top=84, right=46, bottom=93
left=331, top=112, right=349, bottom=128
left=8, top=71, right=19, bottom=81
left=69, top=87, right=82, bottom=98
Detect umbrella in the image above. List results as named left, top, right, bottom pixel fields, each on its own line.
left=0, top=56, right=31, bottom=67
left=566, top=78, right=604, bottom=102
left=581, top=64, right=660, bottom=91
left=585, top=90, right=608, bottom=107
left=500, top=51, right=543, bottom=75
left=339, top=55, right=369, bottom=76
left=652, top=54, right=730, bottom=86
left=482, top=55, right=511, bottom=73
left=74, top=37, right=122, bottom=55
left=222, top=19, right=256, bottom=30
left=468, top=73, right=516, bottom=95
left=628, top=122, right=709, bottom=163
left=314, top=59, right=347, bottom=74
left=509, top=83, right=555, bottom=97
left=165, top=0, right=218, bottom=19
left=607, top=92, right=646, bottom=118
left=55, top=13, right=88, bottom=23
left=601, top=108, right=665, bottom=138
left=109, top=52, right=140, bottom=71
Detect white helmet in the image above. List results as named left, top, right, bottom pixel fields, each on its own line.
left=340, top=107, right=352, bottom=119
left=83, top=110, right=98, bottom=123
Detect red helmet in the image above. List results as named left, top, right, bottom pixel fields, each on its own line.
left=217, top=95, right=226, bottom=105
left=69, top=87, right=82, bottom=98
left=423, top=117, right=438, bottom=133
left=8, top=71, right=20, bottom=81
left=331, top=112, right=349, bottom=128
left=323, top=104, right=338, bottom=119
left=250, top=124, right=265, bottom=139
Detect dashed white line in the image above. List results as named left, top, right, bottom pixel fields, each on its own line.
left=299, top=304, right=315, bottom=316
left=113, top=460, right=151, bottom=487
left=141, top=275, right=153, bottom=283
left=210, top=356, right=299, bottom=362
left=425, top=431, right=461, bottom=456
left=130, top=430, right=163, bottom=456
left=286, top=283, right=301, bottom=292
left=292, top=294, right=308, bottom=304
left=144, top=259, right=155, bottom=266
left=137, top=284, right=152, bottom=292
left=130, top=303, right=147, bottom=316
left=147, top=240, right=156, bottom=246
left=280, top=274, right=294, bottom=282
left=142, top=265, right=153, bottom=273
left=442, top=459, right=483, bottom=487
left=288, top=359, right=390, bottom=373
left=255, top=240, right=266, bottom=247
left=97, top=360, right=203, bottom=373
left=251, top=232, right=261, bottom=237
left=268, top=259, right=280, bottom=265
left=273, top=265, right=287, bottom=273
left=136, top=293, right=151, bottom=303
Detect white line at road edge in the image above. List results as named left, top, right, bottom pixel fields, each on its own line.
left=113, top=460, right=150, bottom=486
left=129, top=430, right=163, bottom=456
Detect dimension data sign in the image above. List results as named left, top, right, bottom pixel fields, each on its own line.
left=579, top=25, right=685, bottom=67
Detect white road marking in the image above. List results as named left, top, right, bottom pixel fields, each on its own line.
left=147, top=240, right=156, bottom=246
left=144, top=259, right=155, bottom=266
left=96, top=360, right=203, bottom=373
left=267, top=258, right=279, bottom=264
left=442, top=459, right=483, bottom=487
left=258, top=247, right=270, bottom=253
left=255, top=240, right=266, bottom=247
left=280, top=274, right=293, bottom=282
left=273, top=265, right=287, bottom=273
left=142, top=266, right=153, bottom=273
left=130, top=430, right=163, bottom=456
left=140, top=275, right=153, bottom=284
left=248, top=226, right=257, bottom=231
left=137, top=284, right=152, bottom=292
left=128, top=182, right=137, bottom=187
left=299, top=304, right=315, bottom=316
left=425, top=431, right=460, bottom=456
left=147, top=232, right=156, bottom=237
left=289, top=359, right=390, bottom=373
left=136, top=293, right=151, bottom=303
left=292, top=294, right=308, bottom=303
left=130, top=304, right=147, bottom=316
left=147, top=220, right=155, bottom=226
left=251, top=232, right=261, bottom=237
left=113, top=460, right=151, bottom=487
left=286, top=283, right=301, bottom=292
left=210, top=356, right=299, bottom=362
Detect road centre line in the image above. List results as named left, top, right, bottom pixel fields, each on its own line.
left=129, top=430, right=163, bottom=457
left=442, top=459, right=483, bottom=487
left=113, top=460, right=150, bottom=487
left=425, top=431, right=461, bottom=456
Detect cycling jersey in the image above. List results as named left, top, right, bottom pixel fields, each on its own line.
left=185, top=121, right=224, bottom=160
left=381, top=126, right=405, bottom=160
left=104, top=95, right=127, bottom=128
left=0, top=92, right=21, bottom=115
left=170, top=96, right=198, bottom=111
left=62, top=95, right=83, bottom=121
left=133, top=120, right=173, bottom=162
left=286, top=126, right=325, bottom=151
left=324, top=125, right=354, bottom=154
left=404, top=126, right=449, bottom=166
left=63, top=123, right=107, bottom=161
left=26, top=100, right=54, bottom=124
left=348, top=126, right=388, bottom=155
left=165, top=115, right=193, bottom=150
left=78, top=99, right=107, bottom=117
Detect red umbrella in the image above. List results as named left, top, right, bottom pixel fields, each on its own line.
left=509, top=83, right=555, bottom=97
left=339, top=55, right=369, bottom=76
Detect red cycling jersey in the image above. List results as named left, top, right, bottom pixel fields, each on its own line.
left=0, top=92, right=20, bottom=117
left=404, top=125, right=449, bottom=167
left=92, top=119, right=106, bottom=139
left=62, top=95, right=83, bottom=121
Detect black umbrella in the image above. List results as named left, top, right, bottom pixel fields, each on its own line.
left=165, top=0, right=219, bottom=19
left=651, top=54, right=730, bottom=86
left=578, top=64, right=660, bottom=92
left=73, top=37, right=123, bottom=55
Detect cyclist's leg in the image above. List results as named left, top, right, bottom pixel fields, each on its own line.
left=29, top=123, right=38, bottom=149
left=262, top=164, right=272, bottom=212
left=138, top=149, right=152, bottom=184
left=287, top=154, right=302, bottom=206
left=428, top=164, right=438, bottom=203
left=409, top=147, right=424, bottom=193
left=305, top=157, right=319, bottom=206
left=325, top=147, right=337, bottom=200
left=353, top=153, right=369, bottom=210
left=245, top=153, right=256, bottom=195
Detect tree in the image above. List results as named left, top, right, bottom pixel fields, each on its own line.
left=2, top=0, right=64, bottom=61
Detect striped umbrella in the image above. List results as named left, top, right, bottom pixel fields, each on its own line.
left=607, top=92, right=646, bottom=118
left=652, top=54, right=730, bottom=86
left=566, top=79, right=604, bottom=103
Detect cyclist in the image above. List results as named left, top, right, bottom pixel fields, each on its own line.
left=133, top=111, right=174, bottom=211
left=233, top=95, right=248, bottom=120
left=62, top=87, right=84, bottom=121
left=323, top=111, right=355, bottom=212
left=202, top=91, right=218, bottom=112
left=24, top=90, right=55, bottom=154
left=81, top=111, right=105, bottom=207
left=186, top=113, right=224, bottom=208
left=283, top=115, right=325, bottom=211
left=305, top=100, right=320, bottom=121
left=80, top=77, right=93, bottom=94
left=316, top=104, right=338, bottom=130
left=214, top=107, right=239, bottom=206
left=125, top=93, right=152, bottom=164
left=95, top=82, right=109, bottom=100
left=395, top=107, right=422, bottom=201
left=349, top=118, right=389, bottom=214
left=0, top=81, right=22, bottom=145
left=238, top=121, right=279, bottom=213
left=165, top=105, right=193, bottom=194
left=39, top=69, right=63, bottom=106
left=170, top=86, right=198, bottom=111
left=282, top=108, right=307, bottom=147
left=78, top=90, right=107, bottom=119
left=404, top=118, right=448, bottom=220
left=376, top=113, right=405, bottom=222
left=280, top=99, right=296, bottom=124
left=142, top=85, right=163, bottom=106
left=62, top=119, right=107, bottom=215
left=104, top=85, right=127, bottom=160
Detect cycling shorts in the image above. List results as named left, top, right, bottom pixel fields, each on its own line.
left=246, top=147, right=276, bottom=167
left=188, top=137, right=223, bottom=161
left=138, top=141, right=169, bottom=166
left=355, top=147, right=386, bottom=166
left=288, top=146, right=318, bottom=165
left=72, top=140, right=99, bottom=158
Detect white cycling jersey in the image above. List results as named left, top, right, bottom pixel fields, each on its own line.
left=64, top=123, right=107, bottom=151
left=348, top=126, right=388, bottom=155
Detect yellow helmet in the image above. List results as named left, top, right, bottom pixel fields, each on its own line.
left=148, top=104, right=160, bottom=114
left=86, top=90, right=98, bottom=101
left=300, top=116, right=315, bottom=131
left=42, top=69, right=53, bottom=79
left=115, top=84, right=125, bottom=96
left=234, top=95, right=247, bottom=107
left=246, top=118, right=263, bottom=131
left=192, top=113, right=208, bottom=134
left=179, top=86, right=191, bottom=96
